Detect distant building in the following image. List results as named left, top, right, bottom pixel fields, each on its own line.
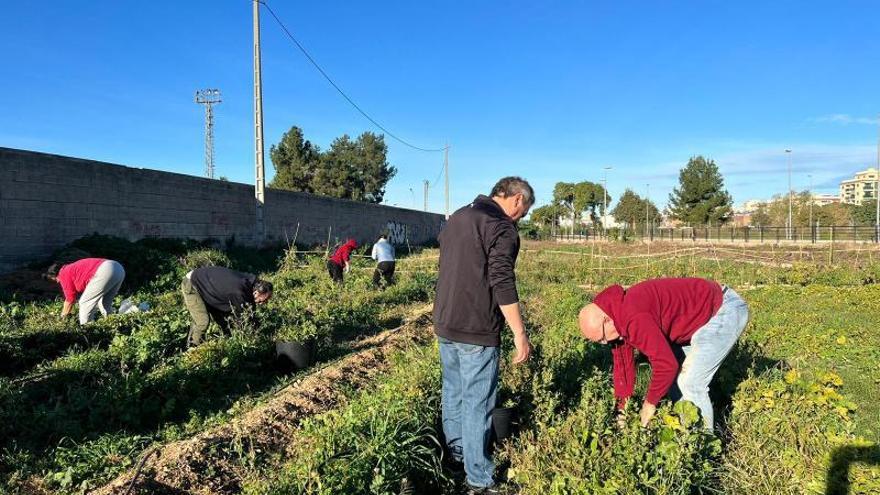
left=840, top=168, right=879, bottom=205
left=810, top=194, right=840, bottom=206
left=661, top=216, right=683, bottom=228
left=737, top=199, right=764, bottom=213
left=732, top=212, right=752, bottom=227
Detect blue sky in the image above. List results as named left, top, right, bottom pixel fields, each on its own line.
left=2, top=1, right=879, bottom=214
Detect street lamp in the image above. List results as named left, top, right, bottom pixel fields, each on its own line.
left=785, top=149, right=792, bottom=240
left=808, top=174, right=813, bottom=232
left=603, top=166, right=612, bottom=231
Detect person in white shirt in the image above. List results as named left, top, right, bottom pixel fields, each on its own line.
left=370, top=233, right=396, bottom=289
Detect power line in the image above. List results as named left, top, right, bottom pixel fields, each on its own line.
left=257, top=1, right=445, bottom=153
left=430, top=152, right=445, bottom=187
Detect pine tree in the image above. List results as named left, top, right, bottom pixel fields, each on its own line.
left=269, top=127, right=396, bottom=203
left=667, top=156, right=733, bottom=225
left=269, top=126, right=320, bottom=192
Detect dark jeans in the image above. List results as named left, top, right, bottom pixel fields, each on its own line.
left=327, top=260, right=344, bottom=284
left=373, top=261, right=396, bottom=288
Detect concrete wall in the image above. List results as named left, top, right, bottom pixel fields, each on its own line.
left=0, top=147, right=445, bottom=272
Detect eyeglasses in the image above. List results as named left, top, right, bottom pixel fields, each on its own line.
left=599, top=317, right=610, bottom=344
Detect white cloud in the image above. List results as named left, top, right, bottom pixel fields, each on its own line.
left=809, top=114, right=879, bottom=126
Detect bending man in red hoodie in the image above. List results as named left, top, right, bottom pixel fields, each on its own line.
left=327, top=239, right=358, bottom=284
left=578, top=278, right=749, bottom=430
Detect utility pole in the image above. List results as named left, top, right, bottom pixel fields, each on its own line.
left=444, top=144, right=450, bottom=219
left=253, top=0, right=266, bottom=244
left=645, top=183, right=650, bottom=238
left=423, top=180, right=429, bottom=212
left=195, top=89, right=221, bottom=179
left=785, top=149, right=792, bottom=240
left=875, top=113, right=880, bottom=242
left=602, top=166, right=612, bottom=231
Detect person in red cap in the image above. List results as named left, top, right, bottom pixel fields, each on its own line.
left=578, top=278, right=749, bottom=430
left=327, top=238, right=358, bottom=284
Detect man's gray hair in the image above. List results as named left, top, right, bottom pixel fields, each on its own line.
left=490, top=176, right=534, bottom=206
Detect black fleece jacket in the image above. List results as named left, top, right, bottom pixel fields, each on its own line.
left=190, top=266, right=256, bottom=328
left=433, top=195, right=520, bottom=347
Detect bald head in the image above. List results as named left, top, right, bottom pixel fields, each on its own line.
left=578, top=303, right=618, bottom=344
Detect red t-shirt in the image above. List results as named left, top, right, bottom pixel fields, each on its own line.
left=57, top=258, right=106, bottom=302
left=593, top=278, right=723, bottom=408
left=329, top=240, right=357, bottom=266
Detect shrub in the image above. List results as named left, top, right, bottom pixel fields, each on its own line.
left=720, top=369, right=879, bottom=494
left=181, top=249, right=232, bottom=271
left=505, top=375, right=720, bottom=495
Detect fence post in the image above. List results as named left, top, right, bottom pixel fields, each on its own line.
left=760, top=227, right=764, bottom=243
left=830, top=226, right=835, bottom=263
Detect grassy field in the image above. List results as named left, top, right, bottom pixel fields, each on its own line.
left=1, top=237, right=878, bottom=494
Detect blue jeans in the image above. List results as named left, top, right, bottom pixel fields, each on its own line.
left=438, top=336, right=499, bottom=488
left=670, top=287, right=749, bottom=430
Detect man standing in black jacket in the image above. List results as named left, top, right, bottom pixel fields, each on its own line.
left=433, top=177, right=534, bottom=494
left=181, top=266, right=273, bottom=347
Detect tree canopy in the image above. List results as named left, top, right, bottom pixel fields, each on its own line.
left=530, top=204, right=565, bottom=227
left=552, top=181, right=610, bottom=225
left=667, top=156, right=733, bottom=225
left=611, top=189, right=661, bottom=229
left=270, top=126, right=397, bottom=203
left=750, top=193, right=859, bottom=227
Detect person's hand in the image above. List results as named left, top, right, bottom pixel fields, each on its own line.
left=616, top=411, right=627, bottom=429
left=512, top=332, right=532, bottom=365
left=639, top=402, right=657, bottom=427
left=344, top=263, right=351, bottom=273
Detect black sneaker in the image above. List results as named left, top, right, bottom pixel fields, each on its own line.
left=465, top=483, right=516, bottom=495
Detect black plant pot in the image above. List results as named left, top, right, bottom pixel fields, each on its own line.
left=492, top=406, right=517, bottom=441
left=275, top=340, right=315, bottom=371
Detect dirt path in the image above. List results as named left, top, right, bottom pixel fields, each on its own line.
left=91, top=305, right=434, bottom=495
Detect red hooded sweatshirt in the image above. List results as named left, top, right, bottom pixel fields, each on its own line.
left=592, top=278, right=723, bottom=408
left=330, top=239, right=358, bottom=267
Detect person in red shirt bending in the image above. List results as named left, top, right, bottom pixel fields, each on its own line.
left=578, top=278, right=749, bottom=431
left=327, top=239, right=358, bottom=284
left=45, top=258, right=126, bottom=325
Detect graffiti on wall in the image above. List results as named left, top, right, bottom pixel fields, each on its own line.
left=386, top=221, right=408, bottom=245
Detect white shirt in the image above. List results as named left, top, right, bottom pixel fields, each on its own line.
left=371, top=238, right=395, bottom=262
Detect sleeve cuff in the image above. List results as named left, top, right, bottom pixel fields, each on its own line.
left=495, top=287, right=520, bottom=306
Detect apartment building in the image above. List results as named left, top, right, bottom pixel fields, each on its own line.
left=839, top=168, right=879, bottom=205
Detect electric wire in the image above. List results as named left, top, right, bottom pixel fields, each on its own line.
left=257, top=1, right=445, bottom=153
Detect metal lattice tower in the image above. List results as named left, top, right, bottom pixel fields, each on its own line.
left=195, top=88, right=222, bottom=179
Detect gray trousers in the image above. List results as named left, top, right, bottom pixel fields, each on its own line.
left=78, top=260, right=125, bottom=325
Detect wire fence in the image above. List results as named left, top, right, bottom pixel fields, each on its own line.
left=548, top=225, right=880, bottom=244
